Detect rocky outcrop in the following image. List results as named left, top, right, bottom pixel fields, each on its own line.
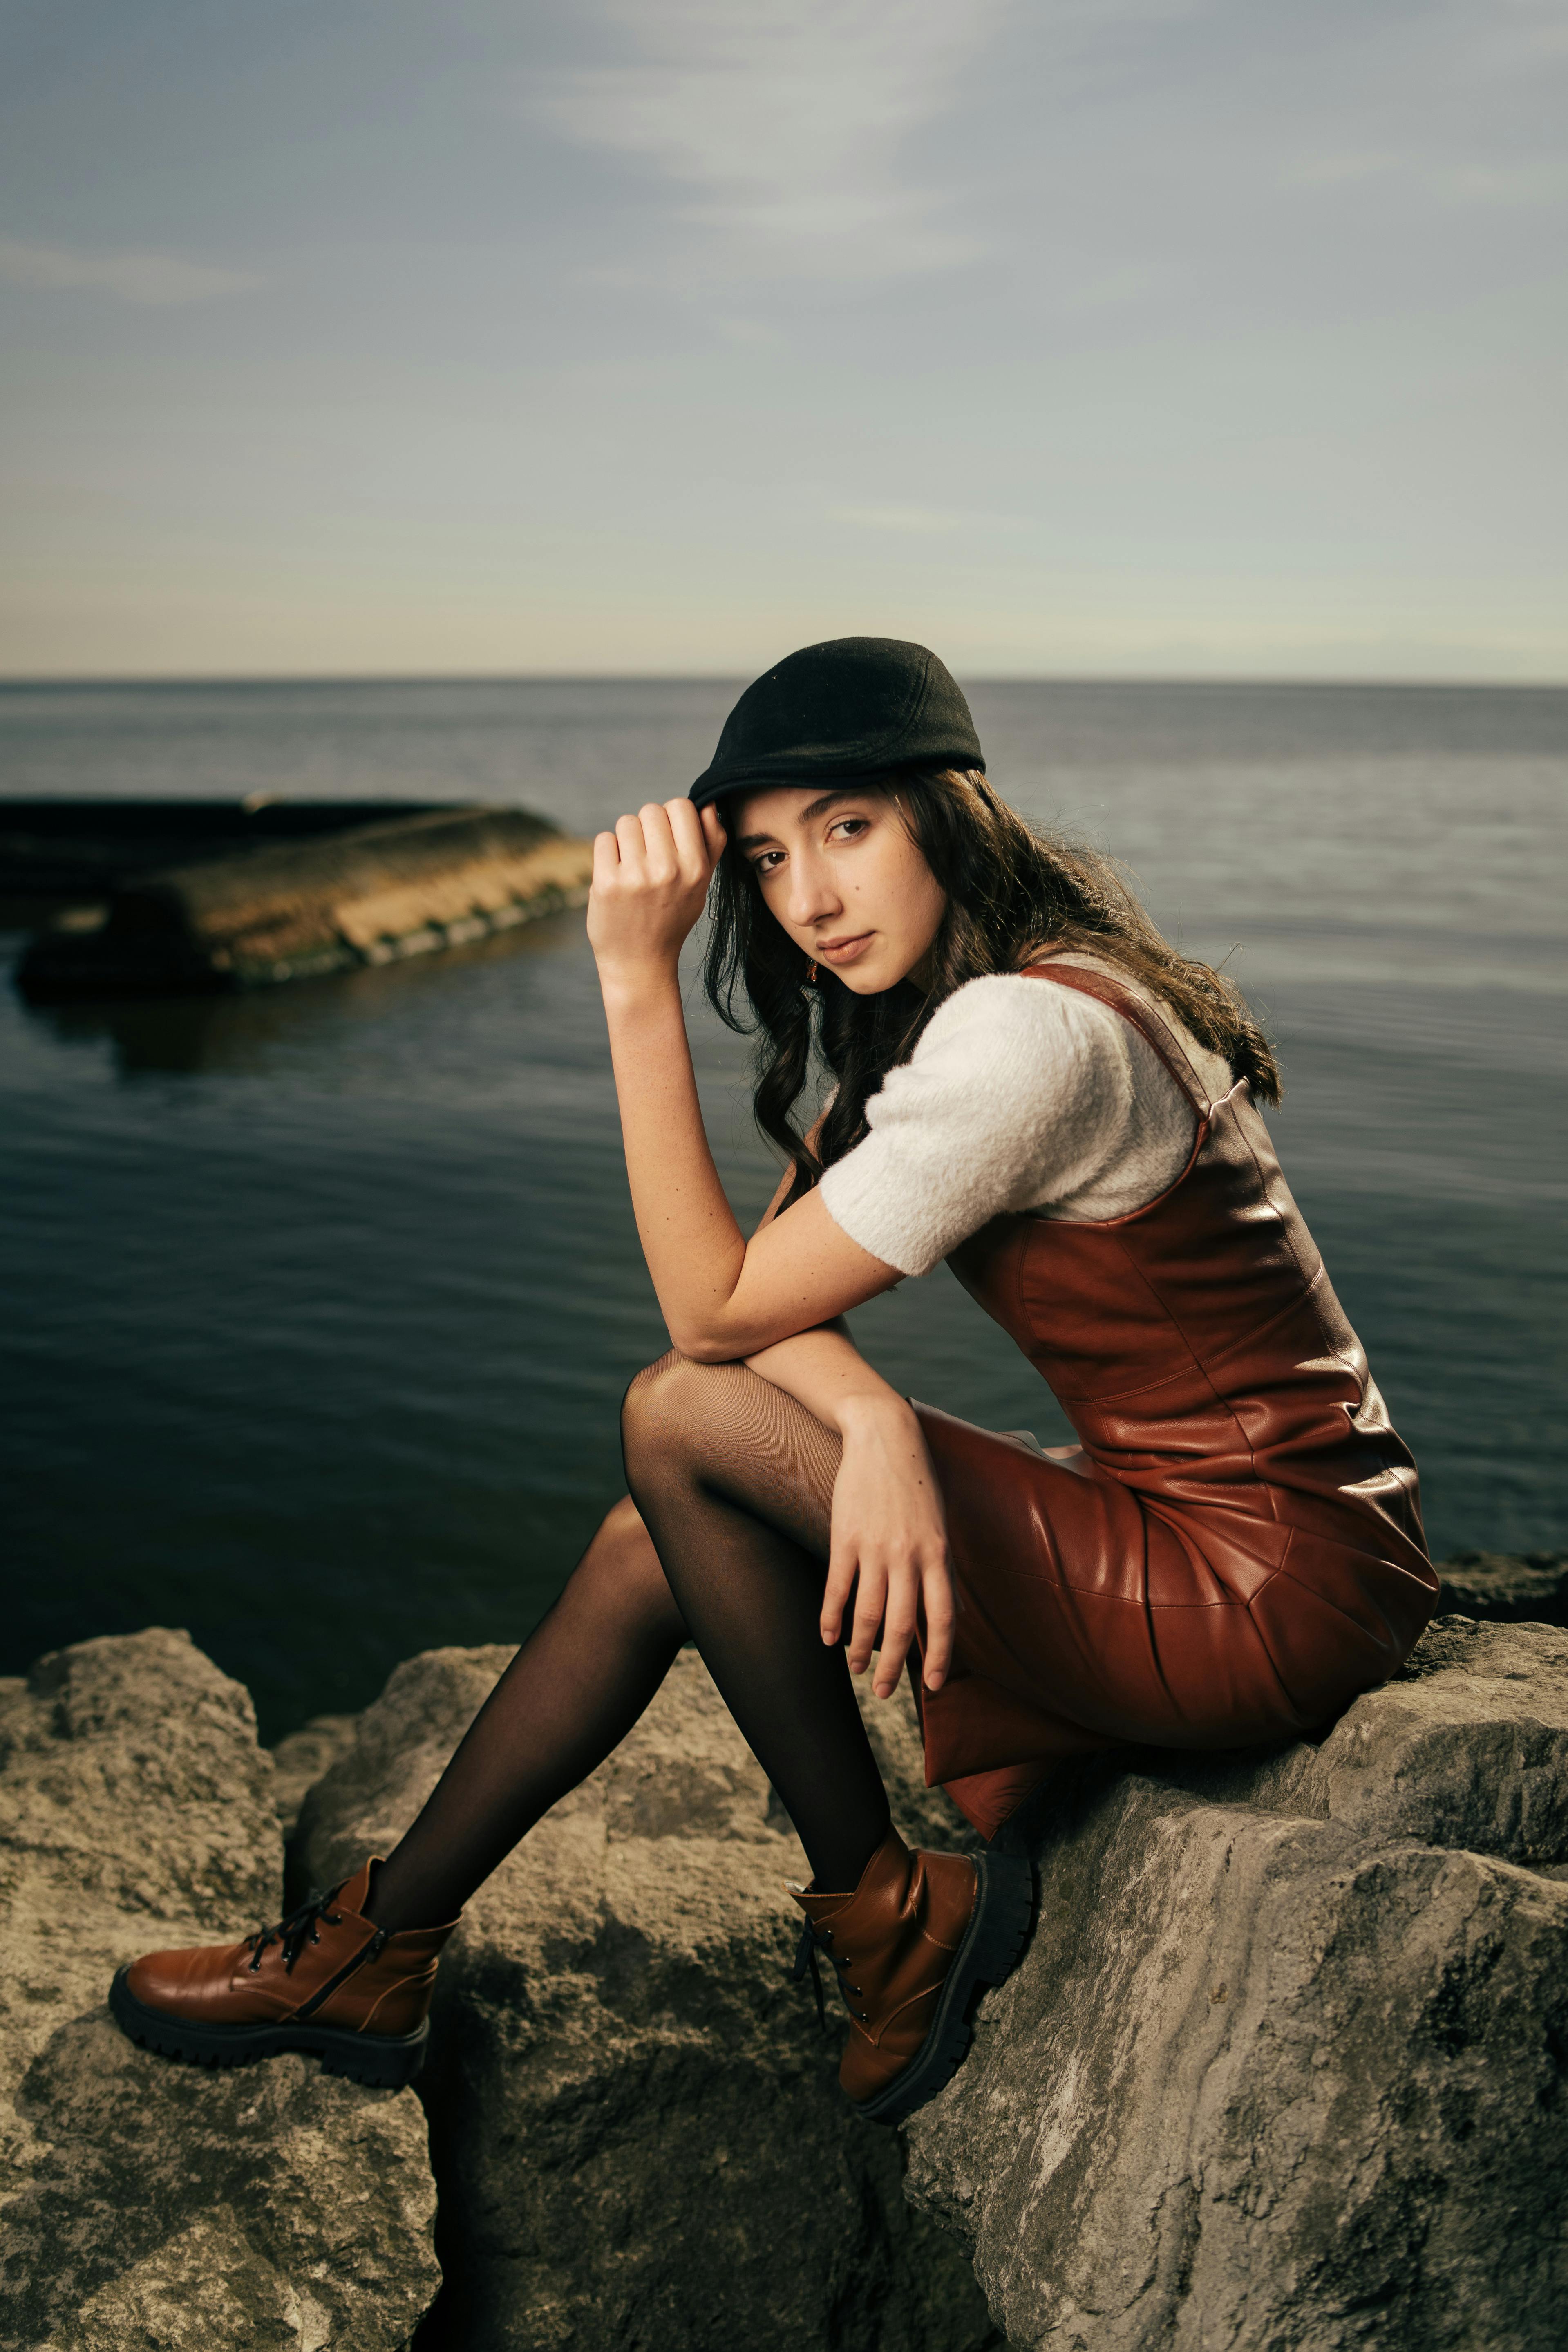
left=11, top=1584, right=1566, bottom=2352
left=294, top=1645, right=998, bottom=2352
left=1436, top=1549, right=1568, bottom=1626
left=903, top=1616, right=1568, bottom=2352
left=0, top=1628, right=439, bottom=2352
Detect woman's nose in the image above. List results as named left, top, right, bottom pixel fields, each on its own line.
left=786, top=857, right=839, bottom=928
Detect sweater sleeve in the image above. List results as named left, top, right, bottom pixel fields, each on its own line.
left=816, top=972, right=1192, bottom=1278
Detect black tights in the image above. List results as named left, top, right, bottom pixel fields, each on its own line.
left=365, top=1354, right=892, bottom=1932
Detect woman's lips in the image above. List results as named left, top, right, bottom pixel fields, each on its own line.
left=816, top=932, right=875, bottom=965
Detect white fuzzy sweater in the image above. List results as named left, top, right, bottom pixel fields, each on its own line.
left=817, top=966, right=1235, bottom=1279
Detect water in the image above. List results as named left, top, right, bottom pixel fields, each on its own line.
left=3, top=680, right=1564, bottom=1740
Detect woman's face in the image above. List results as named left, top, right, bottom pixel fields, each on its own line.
left=728, top=784, right=948, bottom=994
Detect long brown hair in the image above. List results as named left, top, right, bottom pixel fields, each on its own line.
left=702, top=765, right=1279, bottom=1194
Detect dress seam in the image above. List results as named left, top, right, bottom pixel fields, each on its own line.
left=1047, top=1276, right=1325, bottom=1408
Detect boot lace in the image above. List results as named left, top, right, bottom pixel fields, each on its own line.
left=245, top=1887, right=344, bottom=1975
left=791, top=1920, right=863, bottom=2029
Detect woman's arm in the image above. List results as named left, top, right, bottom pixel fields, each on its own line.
left=588, top=798, right=900, bottom=1361
left=743, top=1319, right=954, bottom=1696
left=588, top=800, right=955, bottom=1694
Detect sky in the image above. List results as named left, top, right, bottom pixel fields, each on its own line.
left=1, top=0, right=1565, bottom=680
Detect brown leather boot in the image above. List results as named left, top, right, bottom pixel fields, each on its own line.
left=790, top=1826, right=1032, bottom=2127
left=108, top=1860, right=454, bottom=2089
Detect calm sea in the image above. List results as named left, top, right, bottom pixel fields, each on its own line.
left=3, top=679, right=1564, bottom=1740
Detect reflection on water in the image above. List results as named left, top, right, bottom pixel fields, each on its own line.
left=3, top=678, right=1565, bottom=1738
left=29, top=911, right=586, bottom=1079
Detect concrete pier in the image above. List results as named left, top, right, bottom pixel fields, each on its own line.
left=6, top=800, right=595, bottom=998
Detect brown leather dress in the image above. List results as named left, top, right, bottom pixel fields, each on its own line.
left=910, top=962, right=1436, bottom=1840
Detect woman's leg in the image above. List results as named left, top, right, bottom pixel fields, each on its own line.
left=114, top=1353, right=1013, bottom=2117
left=618, top=1350, right=891, bottom=1893
left=368, top=1349, right=891, bottom=1931
left=365, top=1495, right=688, bottom=1931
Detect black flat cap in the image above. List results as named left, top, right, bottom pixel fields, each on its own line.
left=690, top=636, right=983, bottom=810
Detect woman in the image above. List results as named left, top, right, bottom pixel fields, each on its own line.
left=110, top=638, right=1435, bottom=2129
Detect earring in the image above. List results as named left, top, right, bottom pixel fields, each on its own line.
left=806, top=960, right=819, bottom=986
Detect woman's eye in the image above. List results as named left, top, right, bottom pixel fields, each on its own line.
left=752, top=851, right=785, bottom=876
left=829, top=817, right=869, bottom=843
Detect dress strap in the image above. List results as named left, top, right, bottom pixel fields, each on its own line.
left=1020, top=958, right=1215, bottom=1117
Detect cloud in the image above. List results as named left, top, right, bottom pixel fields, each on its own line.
left=713, top=315, right=789, bottom=349
left=1286, top=147, right=1568, bottom=209
left=1279, top=3, right=1568, bottom=213
left=528, top=0, right=1005, bottom=279
left=1441, top=156, right=1568, bottom=208
left=0, top=238, right=260, bottom=307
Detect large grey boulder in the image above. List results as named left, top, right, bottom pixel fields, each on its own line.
left=904, top=1616, right=1568, bottom=2352
left=295, top=1644, right=998, bottom=2352
left=0, top=1628, right=439, bottom=2352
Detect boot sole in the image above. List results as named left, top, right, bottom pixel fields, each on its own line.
left=108, top=1967, right=429, bottom=2089
left=851, top=1848, right=1034, bottom=2130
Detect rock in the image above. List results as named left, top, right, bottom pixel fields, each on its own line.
left=0, top=1628, right=440, bottom=2352
left=295, top=1645, right=999, bottom=2352
left=25, top=1598, right=1561, bottom=2352
left=268, top=1713, right=362, bottom=1839
left=903, top=1618, right=1568, bottom=2352
left=1436, top=1549, right=1568, bottom=1626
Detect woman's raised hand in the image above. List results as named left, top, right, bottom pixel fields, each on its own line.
left=587, top=797, right=726, bottom=981
left=820, top=1397, right=956, bottom=1699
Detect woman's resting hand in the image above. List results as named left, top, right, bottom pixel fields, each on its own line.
left=588, top=797, right=726, bottom=983
left=821, top=1396, right=956, bottom=1700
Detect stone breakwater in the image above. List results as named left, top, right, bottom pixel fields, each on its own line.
left=11, top=802, right=595, bottom=999
left=0, top=1632, right=990, bottom=2352
left=2, top=1559, right=1565, bottom=2351
left=0, top=1630, right=438, bottom=2352
left=903, top=1613, right=1568, bottom=2351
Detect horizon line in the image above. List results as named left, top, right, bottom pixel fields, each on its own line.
left=3, top=669, right=1567, bottom=694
